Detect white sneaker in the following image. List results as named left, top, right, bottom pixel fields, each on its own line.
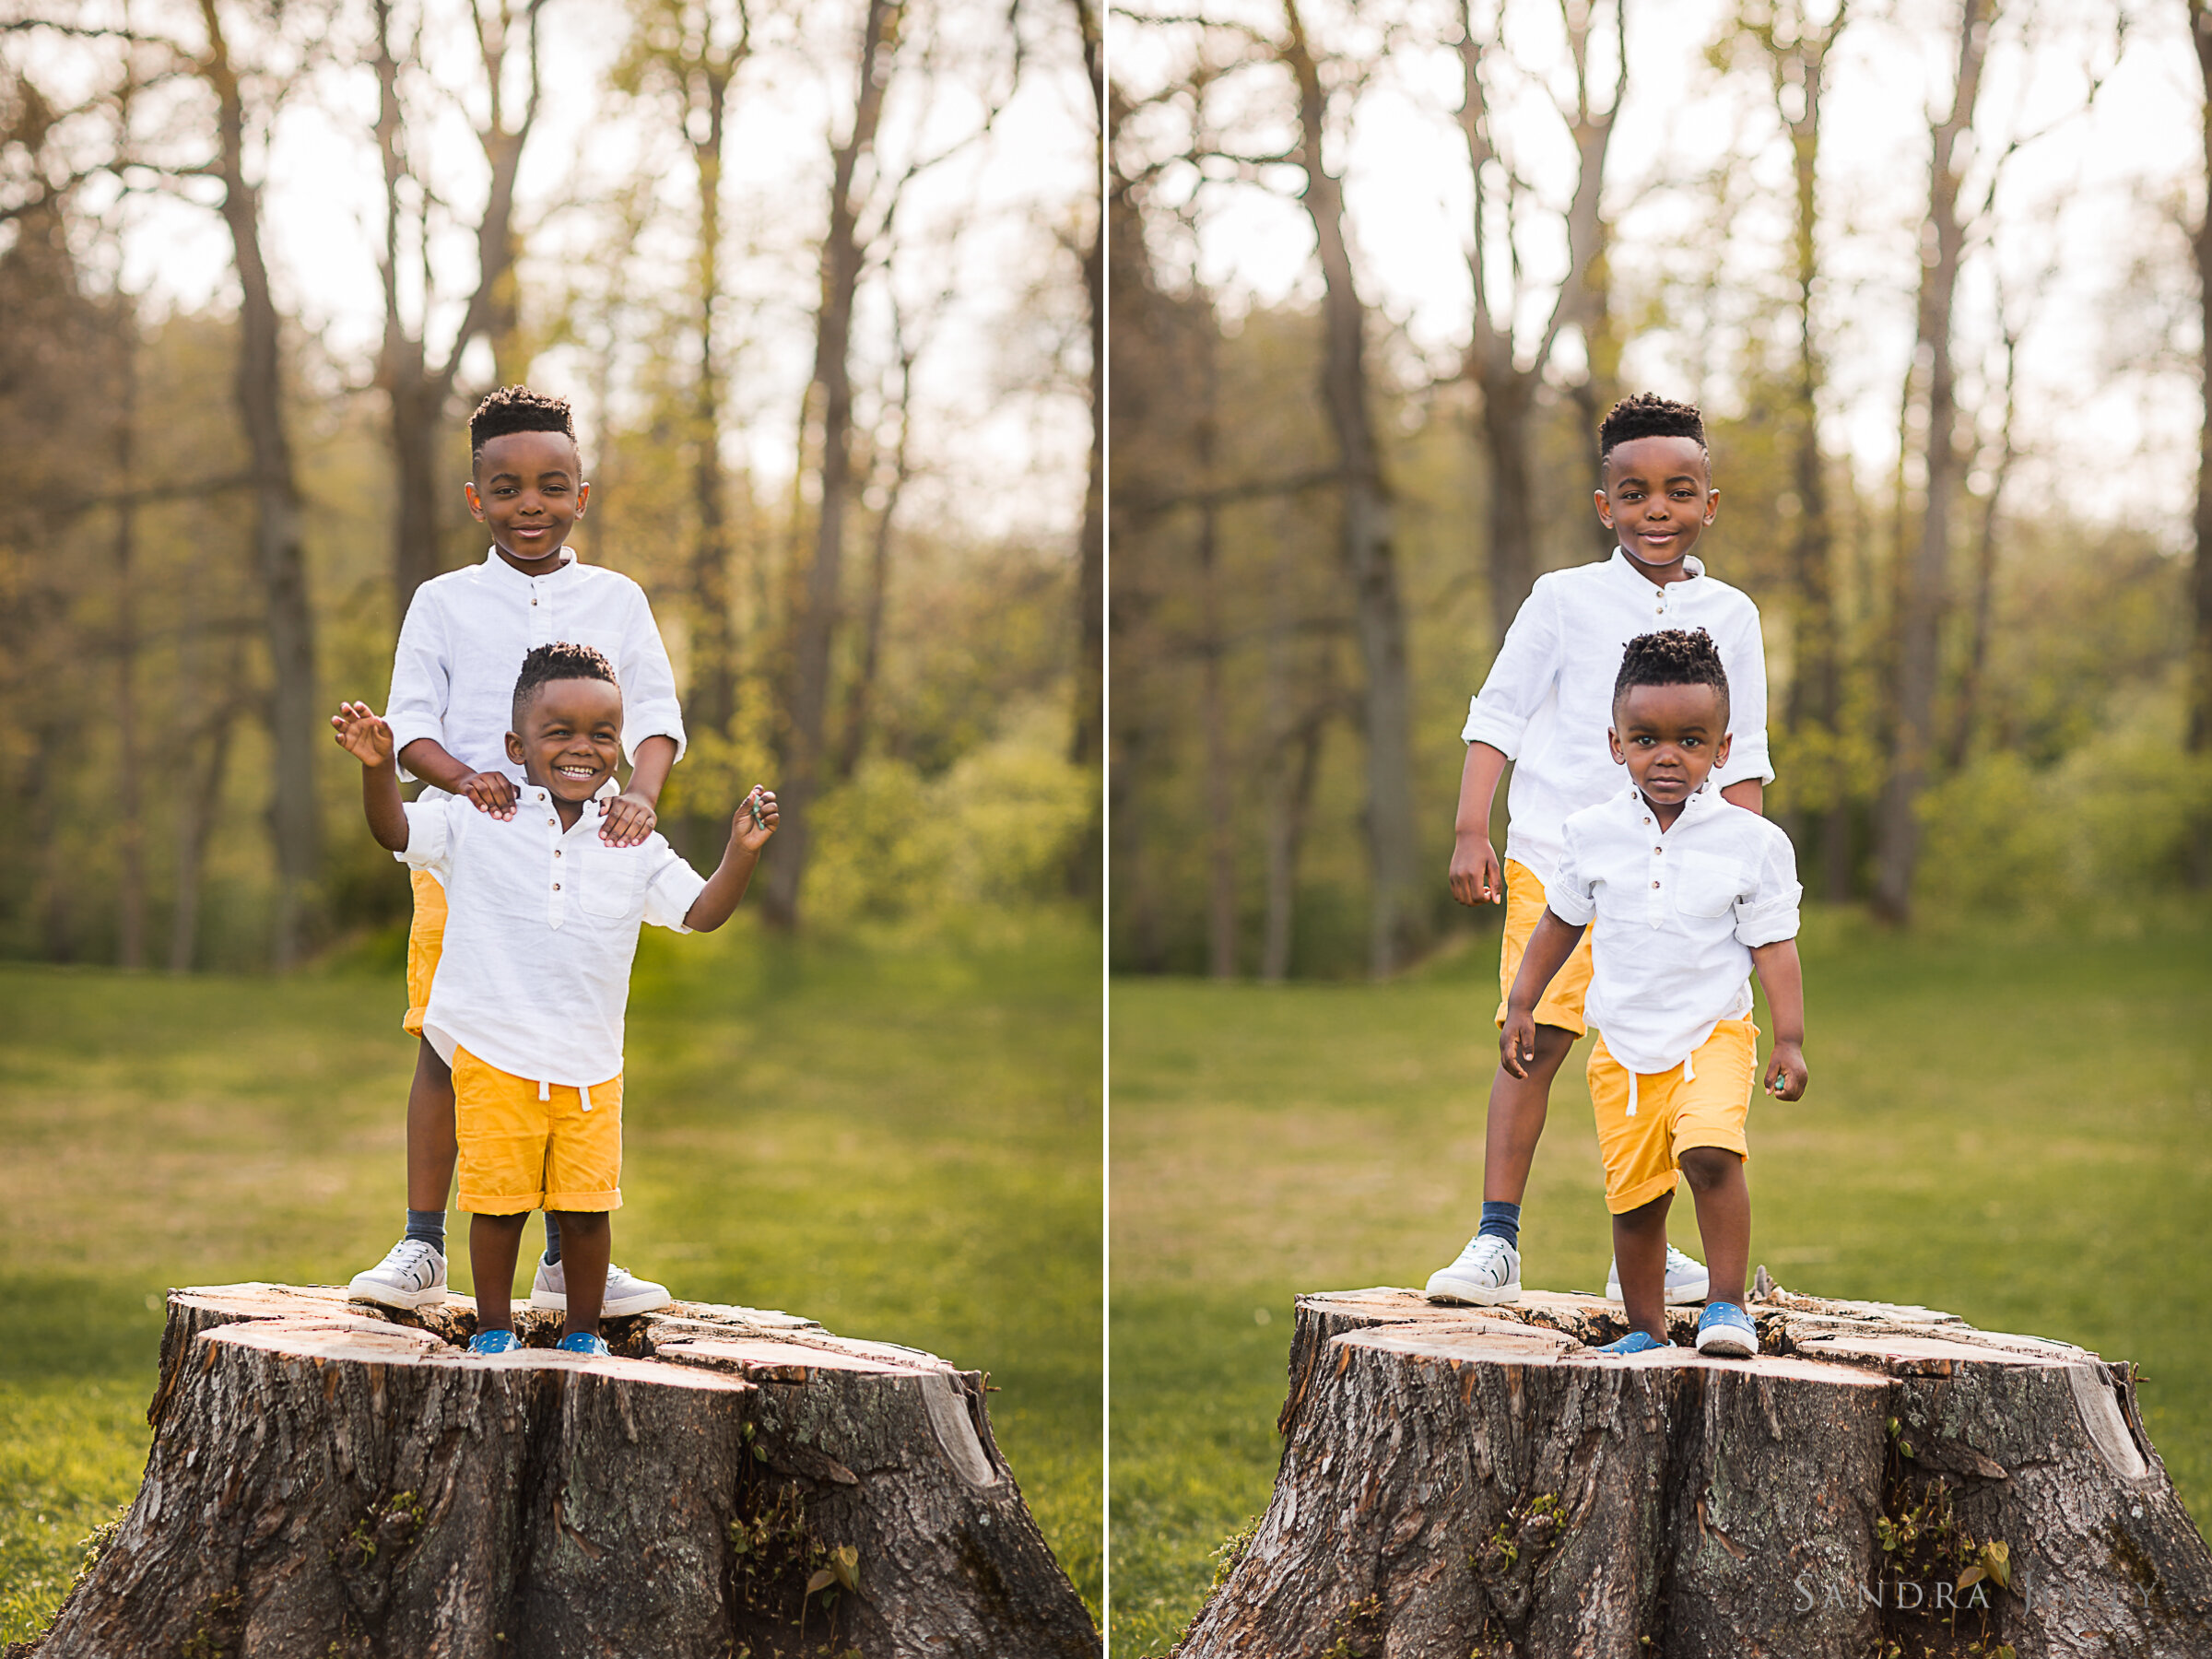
left=529, top=1258, right=672, bottom=1318
left=347, top=1239, right=448, bottom=1310
left=1606, top=1245, right=1711, bottom=1305
left=1425, top=1235, right=1522, bottom=1304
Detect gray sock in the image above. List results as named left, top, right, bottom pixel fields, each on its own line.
left=543, top=1212, right=562, bottom=1266
left=404, top=1208, right=446, bottom=1253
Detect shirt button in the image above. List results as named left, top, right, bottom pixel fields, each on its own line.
left=1653, top=847, right=1663, bottom=855
left=1652, top=880, right=1661, bottom=888
left=553, top=883, right=561, bottom=891
left=554, top=849, right=563, bottom=857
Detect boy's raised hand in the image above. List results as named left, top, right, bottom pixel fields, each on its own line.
left=1499, top=1006, right=1539, bottom=1079
left=735, top=786, right=779, bottom=853
left=600, top=789, right=656, bottom=846
left=1450, top=833, right=1506, bottom=907
left=331, top=701, right=395, bottom=767
left=1764, top=1041, right=1808, bottom=1101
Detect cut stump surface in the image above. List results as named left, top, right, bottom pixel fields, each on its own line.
left=25, top=1283, right=1098, bottom=1659
left=1177, top=1284, right=2212, bottom=1659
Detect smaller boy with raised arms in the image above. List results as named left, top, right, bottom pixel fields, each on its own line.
left=1498, top=629, right=1806, bottom=1357
left=334, top=643, right=777, bottom=1354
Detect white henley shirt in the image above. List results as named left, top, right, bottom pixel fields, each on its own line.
left=399, top=782, right=709, bottom=1090
left=1462, top=549, right=1773, bottom=889
left=1545, top=783, right=1802, bottom=1077
left=387, top=547, right=687, bottom=799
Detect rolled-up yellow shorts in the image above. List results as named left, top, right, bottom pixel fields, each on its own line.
left=404, top=867, right=447, bottom=1039
left=1589, top=1018, right=1758, bottom=1214
left=453, top=1046, right=624, bottom=1216
left=1494, top=860, right=1594, bottom=1035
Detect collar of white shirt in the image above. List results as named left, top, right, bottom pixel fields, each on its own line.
left=517, top=775, right=620, bottom=816
left=1608, top=547, right=1704, bottom=593
left=479, top=545, right=579, bottom=580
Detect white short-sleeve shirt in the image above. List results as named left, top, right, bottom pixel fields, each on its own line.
left=399, top=781, right=708, bottom=1089
left=1546, top=783, right=1802, bottom=1077
left=1462, top=550, right=1773, bottom=888
left=386, top=547, right=687, bottom=799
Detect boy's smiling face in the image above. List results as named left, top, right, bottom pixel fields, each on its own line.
left=1609, top=681, right=1732, bottom=817
left=466, top=429, right=589, bottom=573
left=1594, top=435, right=1718, bottom=574
left=505, top=676, right=624, bottom=810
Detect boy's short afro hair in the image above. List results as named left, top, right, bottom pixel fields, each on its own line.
left=1615, top=628, right=1729, bottom=713
left=470, top=385, right=576, bottom=461
left=512, top=641, right=618, bottom=725
left=1599, top=392, right=1706, bottom=459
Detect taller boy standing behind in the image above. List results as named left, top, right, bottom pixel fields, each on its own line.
left=1425, top=394, right=1773, bottom=1306
left=347, top=386, right=686, bottom=1317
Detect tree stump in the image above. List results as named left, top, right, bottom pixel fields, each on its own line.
left=1176, top=1283, right=2212, bottom=1659
left=25, top=1283, right=1098, bottom=1659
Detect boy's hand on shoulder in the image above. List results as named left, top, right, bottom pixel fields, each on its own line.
left=1499, top=1007, right=1538, bottom=1078
left=600, top=789, right=657, bottom=846
left=331, top=701, right=395, bottom=767
left=1764, top=1041, right=1808, bottom=1101
left=459, top=771, right=518, bottom=821
left=1450, top=833, right=1504, bottom=907
left=734, top=786, right=779, bottom=853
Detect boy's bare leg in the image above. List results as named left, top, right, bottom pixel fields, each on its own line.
left=406, top=1041, right=458, bottom=1214
left=470, top=1212, right=530, bottom=1333
left=551, top=1212, right=610, bottom=1339
left=1611, top=1193, right=1673, bottom=1342
left=1679, top=1148, right=1749, bottom=1310
left=1481, top=1023, right=1577, bottom=1204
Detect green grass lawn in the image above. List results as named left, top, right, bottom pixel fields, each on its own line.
left=0, top=912, right=1103, bottom=1643
left=1107, top=907, right=2212, bottom=1658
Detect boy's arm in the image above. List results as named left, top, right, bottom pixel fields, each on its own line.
left=1500, top=909, right=1586, bottom=1077
left=1716, top=606, right=1774, bottom=813
left=602, top=735, right=679, bottom=848
left=1720, top=779, right=1763, bottom=814
left=1449, top=742, right=1510, bottom=905
left=396, top=737, right=518, bottom=820
left=682, top=788, right=780, bottom=932
left=332, top=701, right=411, bottom=853
left=1749, top=938, right=1807, bottom=1100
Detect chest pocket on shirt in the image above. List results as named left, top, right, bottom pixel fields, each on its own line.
left=1675, top=852, right=1747, bottom=919
left=577, top=838, right=647, bottom=920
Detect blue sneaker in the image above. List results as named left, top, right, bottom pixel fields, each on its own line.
left=554, top=1331, right=610, bottom=1358
left=1594, top=1329, right=1669, bottom=1356
left=467, top=1329, right=522, bottom=1356
left=1695, top=1302, right=1757, bottom=1358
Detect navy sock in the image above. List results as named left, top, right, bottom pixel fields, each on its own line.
left=1477, top=1201, right=1522, bottom=1250
left=543, top=1212, right=562, bottom=1265
left=404, top=1208, right=446, bottom=1253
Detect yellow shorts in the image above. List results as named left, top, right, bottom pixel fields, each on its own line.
left=1589, top=1018, right=1758, bottom=1214
left=452, top=1046, right=624, bottom=1216
left=404, top=867, right=447, bottom=1040
left=1494, top=860, right=1594, bottom=1035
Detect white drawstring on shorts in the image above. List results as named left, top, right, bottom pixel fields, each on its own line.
left=1626, top=1048, right=1692, bottom=1119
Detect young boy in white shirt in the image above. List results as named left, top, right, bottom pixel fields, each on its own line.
left=333, top=643, right=778, bottom=1354
left=1427, top=394, right=1774, bottom=1308
left=347, top=386, right=688, bottom=1319
left=1500, top=629, right=1807, bottom=1356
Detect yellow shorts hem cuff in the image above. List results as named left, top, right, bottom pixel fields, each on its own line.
left=1671, top=1133, right=1750, bottom=1162
left=542, top=1191, right=622, bottom=1213
left=458, top=1193, right=543, bottom=1216
left=1606, top=1171, right=1682, bottom=1215
left=403, top=1008, right=428, bottom=1039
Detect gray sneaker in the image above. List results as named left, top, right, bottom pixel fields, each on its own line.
left=347, top=1238, right=448, bottom=1310
left=529, top=1258, right=672, bottom=1318
left=1606, top=1245, right=1711, bottom=1305
left=1425, top=1235, right=1522, bottom=1304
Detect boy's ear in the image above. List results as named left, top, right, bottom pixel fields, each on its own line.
left=465, top=481, right=487, bottom=522
left=1714, top=729, right=1733, bottom=769
left=1593, top=487, right=1614, bottom=529
left=1607, top=724, right=1626, bottom=765
left=1703, top=486, right=1720, bottom=524
left=574, top=480, right=589, bottom=517
left=505, top=731, right=525, bottom=765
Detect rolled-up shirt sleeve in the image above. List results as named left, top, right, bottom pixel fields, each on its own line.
left=1733, top=828, right=1802, bottom=947
left=641, top=843, right=708, bottom=932
left=1713, top=606, right=1775, bottom=789
left=1461, top=579, right=1559, bottom=756
left=1544, top=822, right=1598, bottom=927
left=395, top=798, right=456, bottom=881
left=619, top=592, right=688, bottom=766
left=385, top=593, right=452, bottom=782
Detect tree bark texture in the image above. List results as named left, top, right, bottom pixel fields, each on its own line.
left=1280, top=0, right=1422, bottom=979
left=28, top=1283, right=1096, bottom=1659
left=1176, top=1286, right=2212, bottom=1659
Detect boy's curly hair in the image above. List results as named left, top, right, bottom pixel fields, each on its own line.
left=470, top=384, right=575, bottom=460
left=1615, top=628, right=1729, bottom=714
left=512, top=641, right=618, bottom=724
left=1599, top=391, right=1706, bottom=458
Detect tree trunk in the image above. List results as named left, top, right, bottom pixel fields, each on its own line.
left=200, top=0, right=318, bottom=969
left=29, top=1283, right=1097, bottom=1659
left=1259, top=711, right=1324, bottom=983
left=764, top=0, right=898, bottom=930
left=1068, top=0, right=1104, bottom=793
left=1177, top=1285, right=2212, bottom=1659
left=2189, top=0, right=2212, bottom=885
left=688, top=65, right=737, bottom=743
left=1872, top=0, right=1987, bottom=925
left=1281, top=0, right=1421, bottom=979
left=111, top=302, right=145, bottom=970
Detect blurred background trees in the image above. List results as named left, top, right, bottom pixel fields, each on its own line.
left=1111, top=0, right=2207, bottom=976
left=0, top=0, right=1098, bottom=968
